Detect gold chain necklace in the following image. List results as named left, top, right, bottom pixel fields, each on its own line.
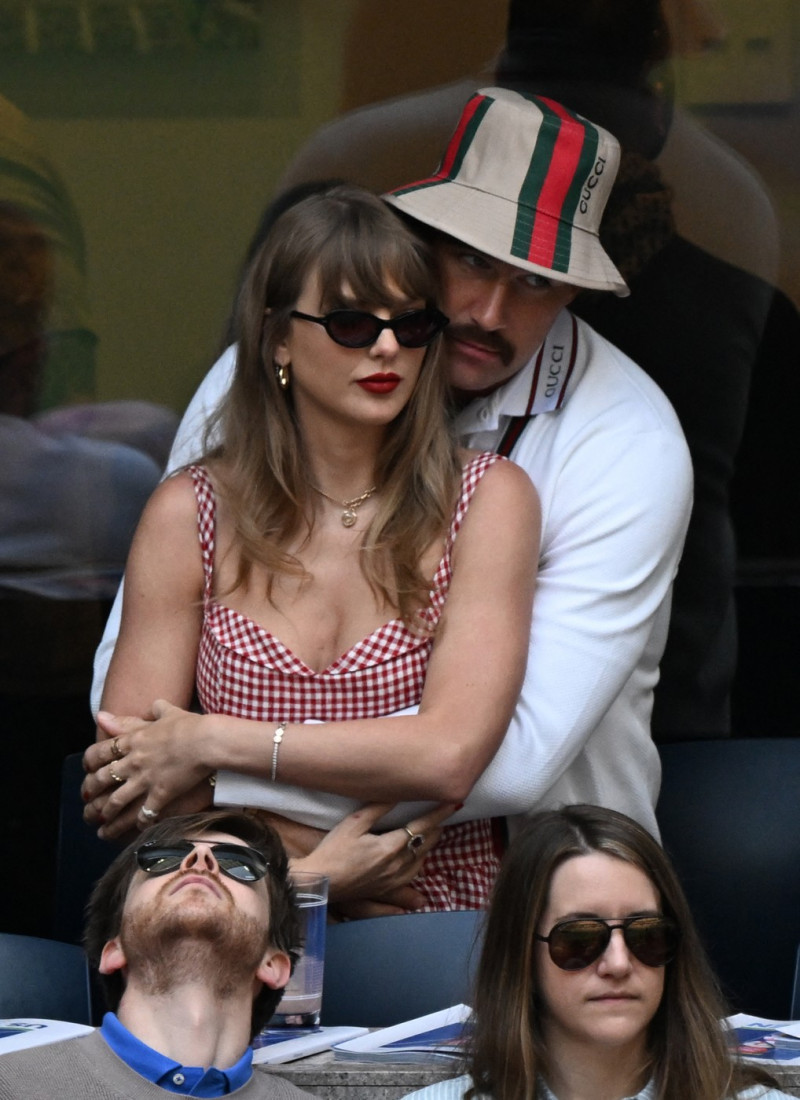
left=310, top=484, right=377, bottom=527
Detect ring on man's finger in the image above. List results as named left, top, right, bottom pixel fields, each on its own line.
left=110, top=737, right=124, bottom=760
left=403, top=827, right=425, bottom=853
left=108, top=767, right=125, bottom=785
left=139, top=806, right=158, bottom=822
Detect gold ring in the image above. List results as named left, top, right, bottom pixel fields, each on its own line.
left=108, top=767, right=124, bottom=785
left=111, top=738, right=124, bottom=760
left=404, top=827, right=425, bottom=853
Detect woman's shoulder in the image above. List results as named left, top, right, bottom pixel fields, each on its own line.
left=132, top=466, right=209, bottom=542
left=148, top=466, right=199, bottom=511
left=157, top=459, right=230, bottom=507
left=458, top=447, right=540, bottom=512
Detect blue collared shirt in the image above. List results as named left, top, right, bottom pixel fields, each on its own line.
left=101, top=1012, right=253, bottom=1096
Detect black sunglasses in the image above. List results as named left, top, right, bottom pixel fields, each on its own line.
left=135, top=840, right=269, bottom=884
left=535, top=915, right=680, bottom=971
left=289, top=307, right=449, bottom=349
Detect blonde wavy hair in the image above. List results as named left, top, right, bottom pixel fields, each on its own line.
left=203, top=183, right=461, bottom=624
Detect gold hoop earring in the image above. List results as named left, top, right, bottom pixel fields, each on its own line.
left=275, top=362, right=290, bottom=390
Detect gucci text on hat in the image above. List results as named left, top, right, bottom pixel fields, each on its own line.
left=385, top=88, right=629, bottom=297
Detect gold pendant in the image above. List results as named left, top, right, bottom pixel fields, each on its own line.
left=341, top=509, right=357, bottom=527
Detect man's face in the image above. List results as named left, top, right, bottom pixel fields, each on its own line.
left=122, top=831, right=272, bottom=923
left=434, top=237, right=578, bottom=398
left=100, top=831, right=290, bottom=995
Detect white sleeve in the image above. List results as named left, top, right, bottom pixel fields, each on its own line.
left=215, top=773, right=440, bottom=831
left=462, top=420, right=693, bottom=817
left=213, top=709, right=441, bottom=830
left=90, top=347, right=238, bottom=717
left=162, top=346, right=237, bottom=472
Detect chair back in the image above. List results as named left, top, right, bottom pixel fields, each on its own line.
left=54, top=753, right=118, bottom=946
left=321, top=910, right=484, bottom=1027
left=0, top=933, right=92, bottom=1024
left=657, top=738, right=800, bottom=1018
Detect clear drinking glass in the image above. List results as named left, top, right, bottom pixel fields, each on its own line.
left=269, top=870, right=328, bottom=1028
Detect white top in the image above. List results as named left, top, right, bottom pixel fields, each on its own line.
left=401, top=1075, right=656, bottom=1100
left=399, top=1073, right=793, bottom=1100
left=91, top=310, right=692, bottom=838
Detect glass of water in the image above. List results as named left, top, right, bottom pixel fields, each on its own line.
left=269, top=870, right=328, bottom=1028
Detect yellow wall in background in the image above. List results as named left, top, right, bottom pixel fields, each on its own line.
left=31, top=0, right=360, bottom=411
left=11, top=0, right=800, bottom=413
left=22, top=0, right=506, bottom=414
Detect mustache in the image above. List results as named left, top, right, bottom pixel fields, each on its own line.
left=445, top=324, right=515, bottom=367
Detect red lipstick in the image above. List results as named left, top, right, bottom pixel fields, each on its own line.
left=357, top=373, right=401, bottom=394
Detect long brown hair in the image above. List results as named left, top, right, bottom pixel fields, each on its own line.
left=204, top=183, right=460, bottom=623
left=468, top=805, right=779, bottom=1100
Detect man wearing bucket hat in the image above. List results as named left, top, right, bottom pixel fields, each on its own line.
left=89, top=90, right=691, bottom=890
left=275, top=0, right=791, bottom=747
left=388, top=89, right=629, bottom=296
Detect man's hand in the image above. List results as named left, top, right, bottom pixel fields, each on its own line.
left=269, top=801, right=458, bottom=912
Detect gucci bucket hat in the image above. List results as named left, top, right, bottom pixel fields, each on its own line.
left=385, top=87, right=629, bottom=296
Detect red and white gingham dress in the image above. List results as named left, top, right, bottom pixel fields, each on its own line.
left=192, top=452, right=505, bottom=910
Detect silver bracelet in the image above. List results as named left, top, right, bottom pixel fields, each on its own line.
left=271, top=722, right=287, bottom=782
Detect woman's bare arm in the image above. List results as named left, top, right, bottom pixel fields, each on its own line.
left=83, top=458, right=540, bottom=828
left=97, top=471, right=204, bottom=731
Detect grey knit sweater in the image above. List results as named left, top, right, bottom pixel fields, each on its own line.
left=0, top=1030, right=316, bottom=1100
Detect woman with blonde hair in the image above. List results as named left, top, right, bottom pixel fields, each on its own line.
left=81, top=183, right=539, bottom=916
left=404, top=804, right=789, bottom=1100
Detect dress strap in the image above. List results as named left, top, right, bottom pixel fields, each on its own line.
left=447, top=452, right=503, bottom=542
left=187, top=464, right=216, bottom=606
left=424, top=451, right=504, bottom=626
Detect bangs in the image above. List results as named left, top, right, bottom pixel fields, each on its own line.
left=313, top=212, right=437, bottom=311
left=253, top=185, right=439, bottom=321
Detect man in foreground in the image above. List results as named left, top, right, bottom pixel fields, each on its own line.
left=0, top=810, right=314, bottom=1099
left=90, top=89, right=691, bottom=858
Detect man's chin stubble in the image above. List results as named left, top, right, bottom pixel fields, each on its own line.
left=120, top=898, right=271, bottom=999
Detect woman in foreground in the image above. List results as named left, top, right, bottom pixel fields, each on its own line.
left=81, top=184, right=539, bottom=914
left=403, top=804, right=788, bottom=1100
